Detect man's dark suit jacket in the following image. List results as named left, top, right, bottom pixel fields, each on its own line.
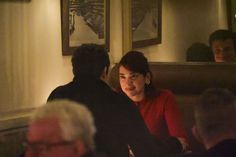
left=48, top=76, right=164, bottom=157
left=177, top=139, right=236, bottom=157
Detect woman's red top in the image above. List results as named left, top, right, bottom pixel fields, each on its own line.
left=135, top=89, right=188, bottom=141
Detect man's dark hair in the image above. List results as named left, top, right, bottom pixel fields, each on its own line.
left=186, top=42, right=214, bottom=62
left=72, top=44, right=110, bottom=78
left=209, top=29, right=236, bottom=48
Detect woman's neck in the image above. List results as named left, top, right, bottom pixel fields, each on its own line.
left=130, top=93, right=145, bottom=102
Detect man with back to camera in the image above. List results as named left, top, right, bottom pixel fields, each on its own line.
left=23, top=99, right=104, bottom=157
left=209, top=29, right=236, bottom=62
left=176, top=88, right=236, bottom=157
left=48, top=44, right=166, bottom=157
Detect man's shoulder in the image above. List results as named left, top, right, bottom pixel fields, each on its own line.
left=106, top=90, right=135, bottom=106
left=47, top=82, right=74, bottom=101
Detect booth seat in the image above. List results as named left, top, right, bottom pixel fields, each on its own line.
left=108, top=62, right=236, bottom=152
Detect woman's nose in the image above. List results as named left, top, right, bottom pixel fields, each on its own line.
left=126, top=78, right=133, bottom=85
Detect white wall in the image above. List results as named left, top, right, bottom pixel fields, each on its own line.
left=0, top=0, right=72, bottom=113
left=0, top=0, right=228, bottom=116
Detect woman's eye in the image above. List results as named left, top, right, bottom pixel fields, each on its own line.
left=119, top=75, right=125, bottom=79
left=131, top=74, right=138, bottom=79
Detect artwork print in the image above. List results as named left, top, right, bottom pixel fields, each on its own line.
left=61, top=0, right=109, bottom=55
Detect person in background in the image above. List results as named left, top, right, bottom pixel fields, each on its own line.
left=209, top=29, right=236, bottom=62
left=48, top=44, right=166, bottom=157
left=177, top=88, right=236, bottom=157
left=23, top=99, right=102, bottom=157
left=186, top=42, right=214, bottom=62
left=118, top=51, right=189, bottom=153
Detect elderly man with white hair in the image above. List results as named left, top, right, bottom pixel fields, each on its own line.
left=22, top=99, right=104, bottom=157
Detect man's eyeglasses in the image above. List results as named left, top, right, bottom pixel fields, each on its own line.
left=23, top=140, right=74, bottom=153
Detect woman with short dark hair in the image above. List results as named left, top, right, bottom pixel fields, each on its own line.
left=118, top=51, right=189, bottom=153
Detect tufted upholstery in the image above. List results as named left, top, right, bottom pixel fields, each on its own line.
left=108, top=62, right=236, bottom=152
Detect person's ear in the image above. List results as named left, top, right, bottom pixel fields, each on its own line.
left=73, top=140, right=86, bottom=157
left=192, top=125, right=203, bottom=144
left=145, top=72, right=151, bottom=85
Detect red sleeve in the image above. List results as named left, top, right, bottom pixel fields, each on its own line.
left=163, top=90, right=188, bottom=140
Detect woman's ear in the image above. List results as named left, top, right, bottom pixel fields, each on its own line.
left=145, top=72, right=151, bottom=85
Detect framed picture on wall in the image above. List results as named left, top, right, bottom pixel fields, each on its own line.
left=132, top=0, right=162, bottom=48
left=61, top=0, right=110, bottom=55
left=227, top=0, right=236, bottom=32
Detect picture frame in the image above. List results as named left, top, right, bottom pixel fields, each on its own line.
left=61, top=0, right=110, bottom=55
left=131, top=0, right=162, bottom=48
left=227, top=0, right=236, bottom=32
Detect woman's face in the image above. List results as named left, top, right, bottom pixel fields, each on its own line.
left=119, top=65, right=149, bottom=102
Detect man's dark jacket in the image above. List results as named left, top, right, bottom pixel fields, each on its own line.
left=48, top=76, right=164, bottom=157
